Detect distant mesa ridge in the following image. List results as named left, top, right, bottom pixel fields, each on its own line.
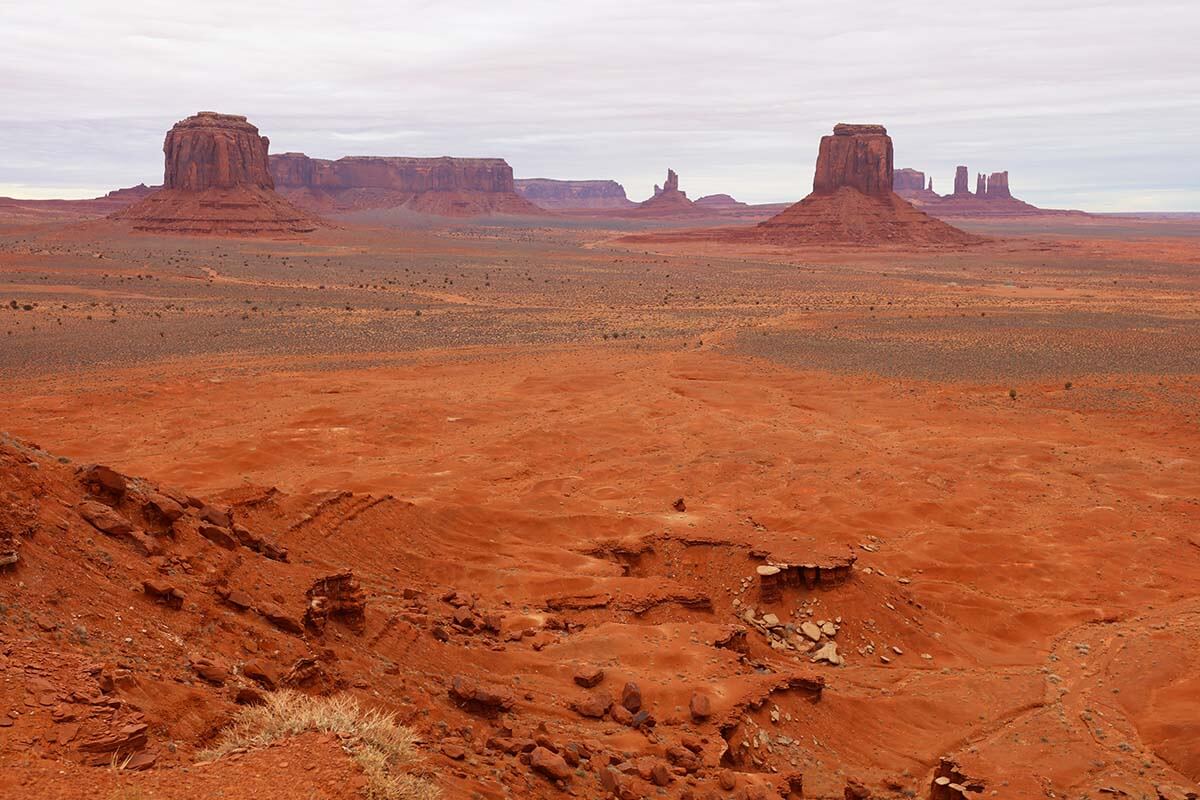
left=268, top=152, right=543, bottom=217
left=895, top=162, right=1078, bottom=216
left=513, top=178, right=633, bottom=209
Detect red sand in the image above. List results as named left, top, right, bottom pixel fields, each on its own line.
left=1, top=214, right=1198, bottom=800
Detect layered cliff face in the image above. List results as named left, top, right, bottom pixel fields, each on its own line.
left=163, top=113, right=276, bottom=191
left=112, top=112, right=321, bottom=235
left=893, top=168, right=926, bottom=193
left=268, top=153, right=543, bottom=217
left=755, top=123, right=977, bottom=245
left=811, top=124, right=893, bottom=197
left=985, top=171, right=1012, bottom=199
left=513, top=178, right=633, bottom=209
left=953, top=166, right=970, bottom=196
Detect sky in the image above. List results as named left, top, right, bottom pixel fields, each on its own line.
left=1, top=0, right=1197, bottom=211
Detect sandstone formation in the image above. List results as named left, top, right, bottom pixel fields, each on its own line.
left=633, top=168, right=704, bottom=216
left=893, top=168, right=926, bottom=193
left=986, top=171, right=1012, bottom=199
left=812, top=124, right=893, bottom=196
left=513, top=178, right=633, bottom=209
left=269, top=153, right=543, bottom=217
left=953, top=166, right=970, bottom=196
left=112, top=112, right=321, bottom=235
left=976, top=173, right=987, bottom=197
left=752, top=124, right=978, bottom=245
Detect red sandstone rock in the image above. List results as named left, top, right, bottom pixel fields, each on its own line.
left=986, top=171, right=1012, bottom=199
left=514, top=178, right=633, bottom=209
left=953, top=166, right=970, bottom=195
left=304, top=570, right=367, bottom=634
left=163, top=112, right=274, bottom=191
left=976, top=173, right=987, bottom=197
left=269, top=152, right=543, bottom=217
left=635, top=168, right=702, bottom=216
left=812, top=124, right=892, bottom=196
left=529, top=746, right=572, bottom=782
left=893, top=168, right=926, bottom=193
left=750, top=123, right=978, bottom=245
left=111, top=112, right=322, bottom=235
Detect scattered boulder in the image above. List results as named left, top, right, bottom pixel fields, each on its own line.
left=198, top=523, right=238, bottom=550
left=258, top=603, right=303, bottom=634
left=448, top=676, right=515, bottom=713
left=77, top=500, right=134, bottom=536
left=529, top=746, right=572, bottom=782
left=142, top=579, right=185, bottom=609
left=241, top=659, right=280, bottom=690
left=572, top=693, right=613, bottom=719
left=304, top=570, right=367, bottom=634
left=80, top=464, right=127, bottom=498
left=689, top=692, right=711, bottom=721
left=574, top=665, right=605, bottom=688
left=621, top=681, right=642, bottom=713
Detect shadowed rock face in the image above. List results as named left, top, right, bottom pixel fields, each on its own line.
left=270, top=153, right=516, bottom=194
left=812, top=124, right=893, bottom=197
left=954, top=166, right=970, bottom=195
left=986, top=171, right=1012, bottom=199
left=894, top=168, right=926, bottom=193
left=513, top=178, right=632, bottom=209
left=163, top=112, right=275, bottom=191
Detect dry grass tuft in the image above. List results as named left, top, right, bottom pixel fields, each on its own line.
left=200, top=690, right=437, bottom=800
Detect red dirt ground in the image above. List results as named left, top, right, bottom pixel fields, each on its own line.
left=1, top=213, right=1198, bottom=800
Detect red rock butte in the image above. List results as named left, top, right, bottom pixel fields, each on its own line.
left=755, top=123, right=978, bottom=245
left=111, top=112, right=321, bottom=235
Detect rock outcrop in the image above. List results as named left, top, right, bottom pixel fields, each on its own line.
left=162, top=113, right=275, bottom=191
left=976, top=173, right=987, bottom=197
left=985, top=171, right=1011, bottom=199
left=953, top=166, right=970, bottom=196
left=111, top=112, right=321, bottom=235
left=633, top=168, right=703, bottom=216
left=812, top=124, right=893, bottom=196
left=753, top=124, right=978, bottom=245
left=893, top=168, right=926, bottom=193
left=513, top=178, right=633, bottom=209
left=269, top=153, right=543, bottom=217
left=693, top=193, right=749, bottom=210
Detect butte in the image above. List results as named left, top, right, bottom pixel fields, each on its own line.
left=111, top=112, right=322, bottom=235
left=753, top=124, right=978, bottom=245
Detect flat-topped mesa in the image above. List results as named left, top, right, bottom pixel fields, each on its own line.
left=985, top=170, right=1012, bottom=199
left=953, top=166, right=970, bottom=195
left=269, top=153, right=517, bottom=194
left=267, top=152, right=542, bottom=217
left=513, top=178, right=632, bottom=209
left=893, top=168, right=927, bottom=193
left=163, top=112, right=275, bottom=191
left=812, top=122, right=893, bottom=196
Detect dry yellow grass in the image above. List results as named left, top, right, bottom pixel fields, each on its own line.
left=201, top=690, right=438, bottom=800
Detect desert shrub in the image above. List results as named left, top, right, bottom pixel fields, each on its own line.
left=200, top=690, right=437, bottom=800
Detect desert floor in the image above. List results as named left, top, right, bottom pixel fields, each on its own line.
left=0, top=214, right=1197, bottom=799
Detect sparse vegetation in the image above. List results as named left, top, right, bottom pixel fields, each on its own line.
left=200, top=690, right=437, bottom=800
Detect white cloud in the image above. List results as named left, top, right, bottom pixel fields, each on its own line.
left=1, top=0, right=1197, bottom=210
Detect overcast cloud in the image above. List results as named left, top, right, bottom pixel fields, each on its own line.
left=1, top=0, right=1197, bottom=210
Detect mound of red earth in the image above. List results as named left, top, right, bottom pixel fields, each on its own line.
left=269, top=153, right=544, bottom=217
left=111, top=112, right=321, bottom=235
left=514, top=178, right=634, bottom=210
left=754, top=124, right=978, bottom=245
